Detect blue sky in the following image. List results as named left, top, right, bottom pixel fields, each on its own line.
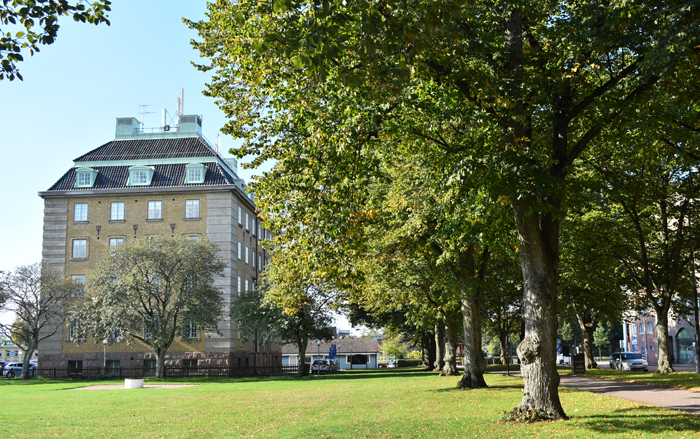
left=0, top=1, right=357, bottom=332
left=0, top=1, right=251, bottom=272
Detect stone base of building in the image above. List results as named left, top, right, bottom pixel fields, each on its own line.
left=39, top=350, right=282, bottom=370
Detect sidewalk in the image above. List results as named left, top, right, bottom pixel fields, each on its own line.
left=489, top=370, right=700, bottom=415
left=559, top=374, right=700, bottom=415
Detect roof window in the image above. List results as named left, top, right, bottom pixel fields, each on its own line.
left=75, top=167, right=98, bottom=188
left=185, top=163, right=206, bottom=184
left=128, top=165, right=154, bottom=186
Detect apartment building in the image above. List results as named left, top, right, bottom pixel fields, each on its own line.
left=37, top=113, right=278, bottom=371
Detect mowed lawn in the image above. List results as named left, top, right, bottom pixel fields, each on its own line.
left=3, top=368, right=700, bottom=438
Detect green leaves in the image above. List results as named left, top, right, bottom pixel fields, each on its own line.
left=0, top=0, right=112, bottom=80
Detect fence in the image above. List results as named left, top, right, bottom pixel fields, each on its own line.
left=37, top=365, right=299, bottom=380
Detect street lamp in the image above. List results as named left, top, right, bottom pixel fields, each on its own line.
left=103, top=339, right=108, bottom=369
left=317, top=340, right=321, bottom=360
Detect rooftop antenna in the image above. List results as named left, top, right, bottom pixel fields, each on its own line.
left=217, top=133, right=221, bottom=154
left=138, top=104, right=155, bottom=128
left=177, top=88, right=185, bottom=115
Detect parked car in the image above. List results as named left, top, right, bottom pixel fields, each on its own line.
left=2, top=361, right=37, bottom=378
left=557, top=354, right=571, bottom=365
left=0, top=361, right=6, bottom=374
left=609, top=352, right=649, bottom=372
left=311, top=360, right=331, bottom=374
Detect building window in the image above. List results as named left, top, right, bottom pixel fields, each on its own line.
left=252, top=219, right=256, bottom=236
left=238, top=206, right=242, bottom=225
left=237, top=276, right=241, bottom=296
left=258, top=225, right=262, bottom=238
left=185, top=163, right=206, bottom=184
left=185, top=200, right=200, bottom=219
left=259, top=255, right=262, bottom=269
left=238, top=241, right=242, bottom=260
left=72, top=239, right=87, bottom=259
left=253, top=251, right=256, bottom=268
left=143, top=319, right=152, bottom=340
left=246, top=213, right=249, bottom=230
left=132, top=170, right=148, bottom=184
left=182, top=321, right=199, bottom=339
left=245, top=279, right=249, bottom=292
left=183, top=359, right=198, bottom=372
left=75, top=167, right=97, bottom=188
left=148, top=201, right=162, bottom=220
left=188, top=235, right=200, bottom=242
left=74, top=203, right=88, bottom=222
left=109, top=237, right=124, bottom=250
left=647, top=322, right=653, bottom=334
left=71, top=275, right=85, bottom=298
left=640, top=324, right=645, bottom=334
left=105, top=360, right=121, bottom=376
left=128, top=165, right=154, bottom=186
left=68, top=360, right=83, bottom=376
left=111, top=202, right=125, bottom=221
left=245, top=247, right=249, bottom=264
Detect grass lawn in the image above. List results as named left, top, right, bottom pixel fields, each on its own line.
left=582, top=368, right=700, bottom=391
left=3, top=368, right=699, bottom=438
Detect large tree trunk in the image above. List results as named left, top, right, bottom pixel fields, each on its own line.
left=422, top=330, right=436, bottom=370
left=20, top=339, right=37, bottom=380
left=297, top=336, right=309, bottom=377
left=576, top=314, right=597, bottom=369
left=459, top=293, right=487, bottom=388
left=434, top=320, right=445, bottom=371
left=511, top=197, right=567, bottom=420
left=499, top=334, right=508, bottom=366
left=441, top=312, right=460, bottom=376
left=655, top=312, right=674, bottom=374
left=155, top=348, right=166, bottom=379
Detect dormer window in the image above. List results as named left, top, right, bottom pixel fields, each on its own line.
left=75, top=167, right=97, bottom=188
left=128, top=165, right=154, bottom=186
left=185, top=163, right=206, bottom=184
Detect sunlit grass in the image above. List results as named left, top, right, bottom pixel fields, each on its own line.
left=2, top=367, right=698, bottom=438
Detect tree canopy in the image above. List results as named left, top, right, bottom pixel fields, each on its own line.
left=189, top=0, right=700, bottom=419
left=72, top=236, right=227, bottom=379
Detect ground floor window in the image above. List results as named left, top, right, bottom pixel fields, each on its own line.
left=68, top=360, right=83, bottom=377
left=677, top=328, right=694, bottom=363
left=106, top=360, right=121, bottom=376
left=143, top=360, right=156, bottom=376
left=183, top=359, right=198, bottom=373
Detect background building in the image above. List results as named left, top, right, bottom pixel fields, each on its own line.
left=38, top=112, right=278, bottom=371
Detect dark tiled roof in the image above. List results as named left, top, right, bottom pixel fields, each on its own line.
left=74, top=137, right=217, bottom=162
left=282, top=339, right=381, bottom=355
left=47, top=162, right=235, bottom=191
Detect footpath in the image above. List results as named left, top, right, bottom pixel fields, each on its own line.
left=490, top=370, right=700, bottom=415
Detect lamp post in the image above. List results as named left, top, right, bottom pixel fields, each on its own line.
left=317, top=340, right=321, bottom=361
left=103, top=339, right=108, bottom=369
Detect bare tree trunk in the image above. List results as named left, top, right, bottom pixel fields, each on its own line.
left=422, top=330, right=435, bottom=370
left=576, top=315, right=597, bottom=369
left=655, top=316, right=674, bottom=374
left=511, top=197, right=567, bottom=419
left=459, top=293, right=487, bottom=388
left=441, top=313, right=460, bottom=376
left=434, top=320, right=445, bottom=371
left=297, top=335, right=309, bottom=377
left=499, top=335, right=508, bottom=366
left=156, top=349, right=166, bottom=379
left=20, top=339, right=37, bottom=380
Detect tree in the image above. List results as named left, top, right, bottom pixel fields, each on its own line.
left=71, top=237, right=227, bottom=379
left=379, top=332, right=407, bottom=359
left=593, top=322, right=612, bottom=359
left=259, top=246, right=336, bottom=377
left=190, top=0, right=699, bottom=419
left=1, top=0, right=111, bottom=80
left=0, top=263, right=81, bottom=379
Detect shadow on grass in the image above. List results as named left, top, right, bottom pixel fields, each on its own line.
left=574, top=406, right=700, bottom=434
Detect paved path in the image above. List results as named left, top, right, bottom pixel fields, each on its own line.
left=490, top=370, right=700, bottom=415
left=559, top=375, right=700, bottom=415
